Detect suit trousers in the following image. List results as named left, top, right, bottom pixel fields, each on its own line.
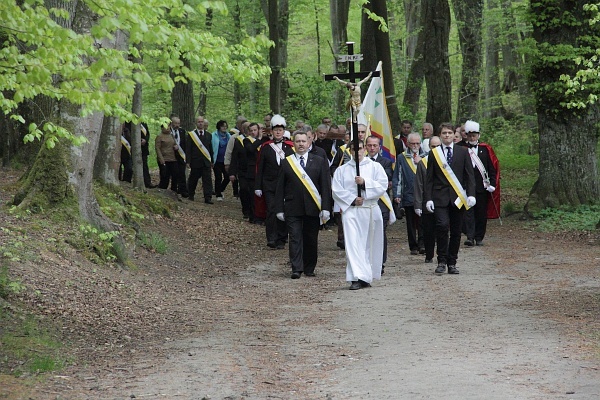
left=238, top=175, right=253, bottom=218
left=421, top=212, right=436, bottom=260
left=213, top=162, right=229, bottom=197
left=286, top=215, right=320, bottom=274
left=464, top=192, right=489, bottom=241
left=188, top=166, right=213, bottom=200
left=264, top=189, right=287, bottom=246
left=158, top=161, right=179, bottom=190
left=403, top=206, right=422, bottom=251
left=142, top=154, right=152, bottom=187
left=434, top=204, right=465, bottom=266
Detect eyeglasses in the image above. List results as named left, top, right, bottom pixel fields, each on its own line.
left=408, top=142, right=420, bottom=145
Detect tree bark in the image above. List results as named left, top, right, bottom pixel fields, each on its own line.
left=422, top=0, right=452, bottom=129
left=403, top=0, right=421, bottom=68
left=526, top=0, right=600, bottom=211
left=483, top=0, right=502, bottom=119
left=171, top=57, right=195, bottom=131
left=130, top=42, right=144, bottom=191
left=265, top=0, right=289, bottom=114
left=453, top=0, right=483, bottom=120
left=197, top=8, right=212, bottom=117
left=402, top=0, right=426, bottom=119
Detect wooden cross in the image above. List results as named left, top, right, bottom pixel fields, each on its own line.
left=324, top=42, right=380, bottom=196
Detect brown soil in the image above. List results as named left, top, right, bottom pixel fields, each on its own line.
left=0, top=172, right=598, bottom=399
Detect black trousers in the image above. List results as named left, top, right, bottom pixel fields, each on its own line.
left=434, top=204, right=465, bottom=266
left=175, top=160, right=188, bottom=196
left=213, top=162, right=229, bottom=197
left=286, top=215, right=320, bottom=274
left=382, top=209, right=390, bottom=264
left=119, top=158, right=132, bottom=183
left=403, top=205, right=423, bottom=251
left=158, top=161, right=179, bottom=190
left=465, top=192, right=489, bottom=241
left=238, top=175, right=253, bottom=218
left=264, top=189, right=287, bottom=246
left=188, top=166, right=213, bottom=200
left=142, top=154, right=152, bottom=187
left=421, top=212, right=436, bottom=260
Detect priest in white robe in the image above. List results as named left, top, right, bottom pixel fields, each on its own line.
left=332, top=140, right=389, bottom=290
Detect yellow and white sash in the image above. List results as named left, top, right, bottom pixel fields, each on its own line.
left=431, top=146, right=470, bottom=209
left=286, top=155, right=321, bottom=211
left=121, top=136, right=131, bottom=155
left=171, top=129, right=186, bottom=162
left=236, top=135, right=245, bottom=145
left=188, top=130, right=211, bottom=162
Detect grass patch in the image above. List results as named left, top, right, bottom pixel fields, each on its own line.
left=530, top=204, right=600, bottom=232
left=138, top=231, right=168, bottom=254
left=496, top=151, right=539, bottom=213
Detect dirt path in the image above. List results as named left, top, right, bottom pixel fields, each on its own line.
left=4, top=190, right=599, bottom=399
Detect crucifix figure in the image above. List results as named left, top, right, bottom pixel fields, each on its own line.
left=333, top=72, right=373, bottom=123
left=324, top=42, right=379, bottom=196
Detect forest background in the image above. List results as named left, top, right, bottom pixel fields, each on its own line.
left=0, top=0, right=599, bottom=386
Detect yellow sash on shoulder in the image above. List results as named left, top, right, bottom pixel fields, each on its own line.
left=286, top=155, right=321, bottom=211
left=121, top=136, right=131, bottom=155
left=188, top=131, right=211, bottom=162
left=404, top=153, right=417, bottom=174
left=431, top=147, right=470, bottom=210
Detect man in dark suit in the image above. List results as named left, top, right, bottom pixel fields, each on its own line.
left=365, top=135, right=394, bottom=273
left=275, top=131, right=332, bottom=279
left=462, top=120, right=498, bottom=246
left=170, top=115, right=188, bottom=197
left=186, top=116, right=214, bottom=204
left=139, top=122, right=156, bottom=188
left=424, top=122, right=476, bottom=275
left=255, top=115, right=295, bottom=249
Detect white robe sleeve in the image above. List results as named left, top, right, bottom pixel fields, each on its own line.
left=332, top=163, right=357, bottom=212
left=362, top=161, right=388, bottom=201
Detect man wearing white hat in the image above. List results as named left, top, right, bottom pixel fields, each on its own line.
left=462, top=120, right=499, bottom=246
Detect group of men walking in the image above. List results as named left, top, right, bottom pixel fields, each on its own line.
left=120, top=114, right=499, bottom=290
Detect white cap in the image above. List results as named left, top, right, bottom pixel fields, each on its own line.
left=464, top=120, right=480, bottom=134
left=270, top=114, right=286, bottom=128
left=283, top=130, right=290, bottom=139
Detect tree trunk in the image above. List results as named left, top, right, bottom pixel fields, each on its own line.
left=526, top=0, right=600, bottom=211
left=197, top=8, right=212, bottom=117
left=265, top=0, right=289, bottom=114
left=453, top=0, right=483, bottom=120
left=313, top=0, right=322, bottom=76
left=402, top=0, right=426, bottom=119
left=171, top=58, right=195, bottom=131
left=483, top=0, right=502, bottom=119
left=130, top=43, right=144, bottom=191
left=330, top=0, right=350, bottom=113
left=403, top=0, right=421, bottom=68
left=370, top=0, right=402, bottom=134
left=423, top=0, right=452, bottom=128
left=14, top=0, right=125, bottom=256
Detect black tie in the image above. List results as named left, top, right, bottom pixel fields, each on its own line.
left=446, top=146, right=453, bottom=165
left=300, top=156, right=305, bottom=169
left=370, top=157, right=376, bottom=161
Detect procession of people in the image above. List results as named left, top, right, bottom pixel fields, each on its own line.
left=120, top=110, right=500, bottom=290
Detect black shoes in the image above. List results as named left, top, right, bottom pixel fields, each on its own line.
left=475, top=240, right=484, bottom=246
left=464, top=239, right=474, bottom=246
left=336, top=240, right=345, bottom=250
left=291, top=272, right=302, bottom=279
left=275, top=244, right=285, bottom=250
left=381, top=265, right=385, bottom=275
left=419, top=247, right=426, bottom=254
left=359, top=280, right=371, bottom=288
left=305, top=272, right=316, bottom=277
left=425, top=258, right=433, bottom=263
left=410, top=249, right=419, bottom=255
left=349, top=281, right=361, bottom=290
left=205, top=199, right=213, bottom=204
left=435, top=264, right=446, bottom=274
left=447, top=265, right=459, bottom=274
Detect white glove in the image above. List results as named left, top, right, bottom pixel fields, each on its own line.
left=467, top=196, right=476, bottom=208
left=486, top=185, right=495, bottom=193
left=254, top=190, right=263, bottom=197
left=415, top=209, right=422, bottom=217
left=319, top=210, right=330, bottom=223
left=426, top=201, right=434, bottom=213
left=276, top=212, right=285, bottom=221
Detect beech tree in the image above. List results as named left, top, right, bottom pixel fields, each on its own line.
left=0, top=0, right=271, bottom=238
left=526, top=0, right=600, bottom=211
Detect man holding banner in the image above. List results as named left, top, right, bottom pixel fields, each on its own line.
left=275, top=131, right=332, bottom=279
left=424, top=123, right=476, bottom=275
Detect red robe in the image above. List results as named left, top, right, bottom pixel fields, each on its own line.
left=479, top=142, right=501, bottom=219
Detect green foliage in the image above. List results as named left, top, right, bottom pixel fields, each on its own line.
left=78, top=224, right=120, bottom=263
left=0, top=0, right=272, bottom=146
left=531, top=204, right=600, bottom=232
left=0, top=267, right=25, bottom=299
left=137, top=231, right=168, bottom=254
left=496, top=150, right=539, bottom=211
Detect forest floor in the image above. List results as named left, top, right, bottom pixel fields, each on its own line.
left=0, top=173, right=599, bottom=400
